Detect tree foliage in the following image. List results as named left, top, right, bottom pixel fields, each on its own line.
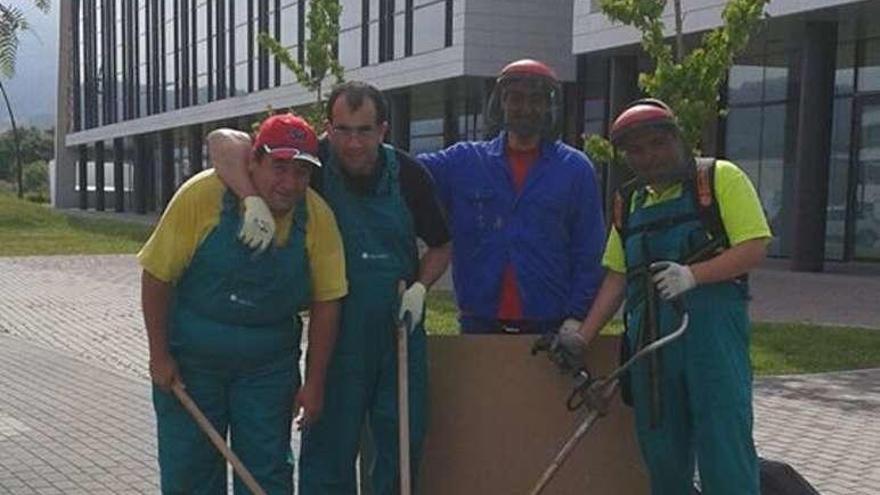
left=0, top=126, right=53, bottom=180
left=258, top=0, right=344, bottom=127
left=0, top=1, right=50, bottom=77
left=586, top=0, right=769, bottom=163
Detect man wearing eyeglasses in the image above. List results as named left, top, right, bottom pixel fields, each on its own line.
left=207, top=81, right=451, bottom=495
left=418, top=59, right=605, bottom=338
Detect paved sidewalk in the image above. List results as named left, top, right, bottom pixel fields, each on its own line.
left=753, top=369, right=880, bottom=495
left=0, top=336, right=157, bottom=494
left=0, top=254, right=878, bottom=493
left=750, top=259, right=880, bottom=328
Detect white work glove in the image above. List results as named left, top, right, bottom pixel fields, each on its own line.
left=553, top=318, right=587, bottom=358
left=398, top=282, right=427, bottom=330
left=239, top=196, right=276, bottom=253
left=650, top=261, right=697, bottom=300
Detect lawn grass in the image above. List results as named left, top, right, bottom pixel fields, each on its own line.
left=0, top=192, right=153, bottom=256
left=425, top=290, right=880, bottom=376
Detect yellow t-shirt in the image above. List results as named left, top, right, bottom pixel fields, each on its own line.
left=137, top=169, right=348, bottom=302
left=602, top=160, right=772, bottom=274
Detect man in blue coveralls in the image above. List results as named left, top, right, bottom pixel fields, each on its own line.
left=140, top=114, right=347, bottom=494
left=418, top=59, right=606, bottom=337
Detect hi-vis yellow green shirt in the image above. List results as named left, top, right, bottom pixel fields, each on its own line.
left=602, top=160, right=772, bottom=274
left=137, top=169, right=348, bottom=302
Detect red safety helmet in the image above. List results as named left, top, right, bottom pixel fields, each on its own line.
left=609, top=98, right=677, bottom=146
left=497, top=59, right=560, bottom=84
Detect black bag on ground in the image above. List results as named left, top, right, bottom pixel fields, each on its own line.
left=758, top=458, right=821, bottom=495
left=691, top=458, right=820, bottom=494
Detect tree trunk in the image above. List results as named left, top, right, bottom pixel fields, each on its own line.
left=0, top=80, right=23, bottom=198
left=674, top=0, right=684, bottom=63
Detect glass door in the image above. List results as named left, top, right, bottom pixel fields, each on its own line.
left=853, top=96, right=880, bottom=260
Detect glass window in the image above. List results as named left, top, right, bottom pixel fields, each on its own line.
left=281, top=62, right=296, bottom=84
left=197, top=73, right=208, bottom=102
left=368, top=21, right=378, bottom=64
left=394, top=11, right=405, bottom=60
left=411, top=117, right=443, bottom=136
left=235, top=0, right=251, bottom=25
left=410, top=81, right=446, bottom=152
left=857, top=38, right=880, bottom=93
left=165, top=18, right=175, bottom=55
left=763, top=66, right=788, bottom=102
left=728, top=65, right=764, bottom=104
left=198, top=40, right=208, bottom=76
left=759, top=104, right=787, bottom=255
left=836, top=42, right=855, bottom=96
left=339, top=28, right=361, bottom=70
left=583, top=98, right=604, bottom=123
left=235, top=24, right=249, bottom=61
left=235, top=61, right=248, bottom=96
left=413, top=1, right=444, bottom=54
left=280, top=4, right=297, bottom=46
left=854, top=100, right=880, bottom=260
left=825, top=97, right=853, bottom=260
left=197, top=4, right=207, bottom=41
left=725, top=106, right=762, bottom=182
left=410, top=135, right=444, bottom=154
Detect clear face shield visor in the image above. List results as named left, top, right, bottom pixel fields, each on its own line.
left=485, top=76, right=561, bottom=140
left=614, top=125, right=695, bottom=186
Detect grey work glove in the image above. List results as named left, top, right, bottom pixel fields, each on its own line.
left=398, top=282, right=426, bottom=330
left=239, top=196, right=276, bottom=253
left=552, top=318, right=587, bottom=361
left=650, top=261, right=697, bottom=300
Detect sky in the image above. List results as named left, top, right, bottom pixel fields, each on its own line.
left=0, top=1, right=59, bottom=131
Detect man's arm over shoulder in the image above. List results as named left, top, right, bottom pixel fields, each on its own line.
left=207, top=128, right=257, bottom=198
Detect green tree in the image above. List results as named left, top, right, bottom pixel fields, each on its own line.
left=0, top=1, right=52, bottom=198
left=258, top=0, right=344, bottom=128
left=586, top=0, right=769, bottom=163
left=22, top=159, right=47, bottom=196
left=0, top=126, right=54, bottom=179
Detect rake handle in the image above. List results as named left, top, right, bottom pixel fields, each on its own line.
left=171, top=383, right=268, bottom=495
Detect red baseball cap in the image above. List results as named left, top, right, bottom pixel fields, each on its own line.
left=253, top=113, right=322, bottom=167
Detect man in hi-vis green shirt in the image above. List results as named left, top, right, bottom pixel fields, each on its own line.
left=556, top=99, right=771, bottom=495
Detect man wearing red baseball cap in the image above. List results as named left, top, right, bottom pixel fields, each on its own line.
left=208, top=82, right=452, bottom=494
left=139, top=113, right=348, bottom=494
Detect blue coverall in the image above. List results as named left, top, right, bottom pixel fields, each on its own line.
left=418, top=133, right=605, bottom=332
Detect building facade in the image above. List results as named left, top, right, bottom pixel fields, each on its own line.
left=572, top=0, right=880, bottom=265
left=53, top=0, right=576, bottom=213
left=54, top=0, right=880, bottom=266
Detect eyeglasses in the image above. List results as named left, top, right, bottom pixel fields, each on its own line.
left=331, top=124, right=378, bottom=139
